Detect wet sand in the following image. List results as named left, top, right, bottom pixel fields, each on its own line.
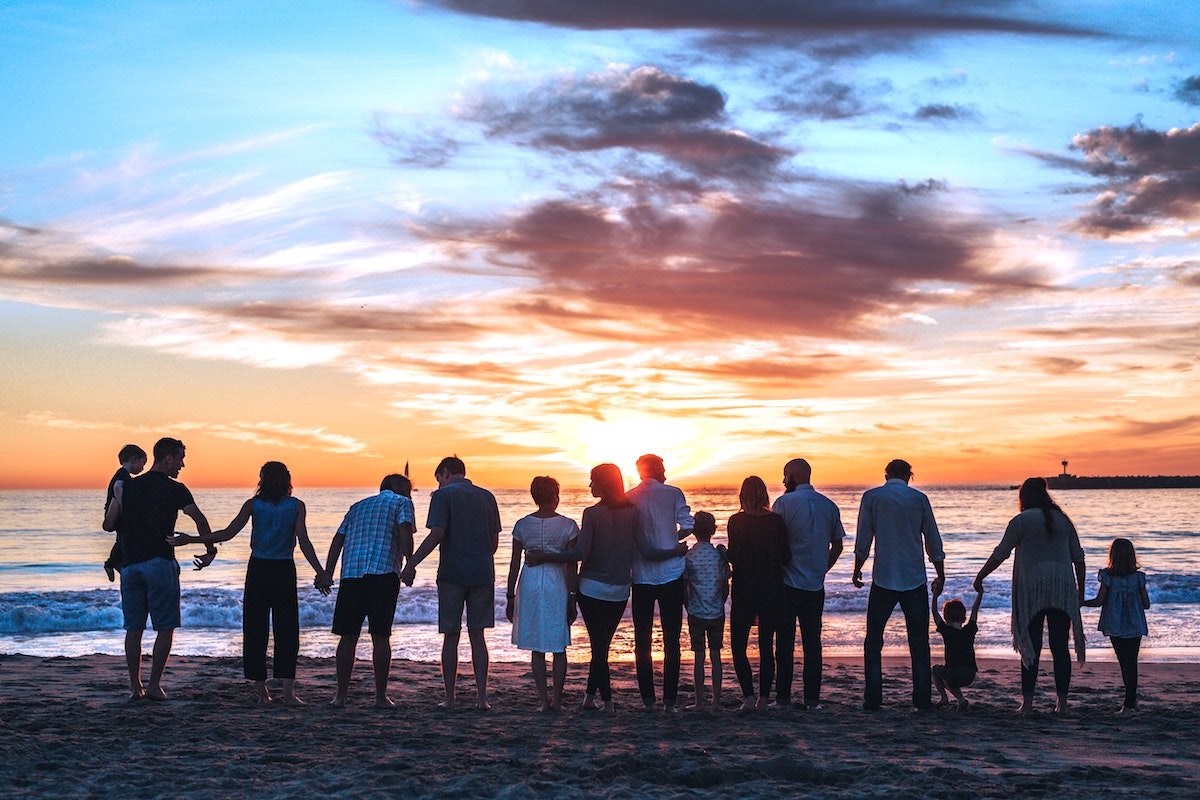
left=1, top=653, right=1196, bottom=798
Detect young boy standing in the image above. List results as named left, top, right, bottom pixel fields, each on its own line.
left=932, top=587, right=983, bottom=710
left=684, top=512, right=729, bottom=711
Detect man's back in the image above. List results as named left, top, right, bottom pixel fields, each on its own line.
left=426, top=477, right=501, bottom=586
left=855, top=479, right=943, bottom=591
left=628, top=479, right=691, bottom=585
left=338, top=490, right=413, bottom=579
left=773, top=485, right=845, bottom=591
left=120, top=471, right=193, bottom=566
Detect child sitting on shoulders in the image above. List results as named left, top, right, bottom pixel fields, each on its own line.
left=684, top=512, right=729, bottom=712
left=102, top=443, right=147, bottom=582
left=932, top=587, right=983, bottom=710
left=1083, top=537, right=1150, bottom=713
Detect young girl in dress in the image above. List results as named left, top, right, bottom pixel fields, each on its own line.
left=505, top=476, right=580, bottom=711
left=1083, top=538, right=1151, bottom=712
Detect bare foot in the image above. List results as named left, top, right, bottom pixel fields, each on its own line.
left=956, top=699, right=970, bottom=711
left=437, top=700, right=455, bottom=711
left=374, top=696, right=397, bottom=710
left=603, top=701, right=616, bottom=715
left=145, top=686, right=168, bottom=702
left=475, top=701, right=492, bottom=712
left=738, top=697, right=756, bottom=713
left=756, top=696, right=770, bottom=711
left=936, top=697, right=950, bottom=708
left=536, top=702, right=550, bottom=713
left=283, top=694, right=305, bottom=707
left=581, top=694, right=599, bottom=711
left=253, top=682, right=272, bottom=704
left=129, top=687, right=145, bottom=702
left=1053, top=697, right=1069, bottom=714
left=1017, top=698, right=1034, bottom=715
left=330, top=695, right=347, bottom=708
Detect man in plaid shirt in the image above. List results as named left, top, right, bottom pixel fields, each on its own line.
left=320, top=474, right=415, bottom=708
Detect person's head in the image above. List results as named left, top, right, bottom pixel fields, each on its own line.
left=151, top=437, right=186, bottom=477
left=119, top=444, right=148, bottom=474
left=739, top=475, right=771, bottom=514
left=589, top=463, right=630, bottom=506
left=530, top=475, right=560, bottom=510
left=782, top=458, right=812, bottom=492
left=257, top=461, right=293, bottom=504
left=636, top=454, right=666, bottom=483
left=1018, top=476, right=1070, bottom=538
left=693, top=511, right=716, bottom=541
left=884, top=459, right=913, bottom=483
left=942, top=598, right=967, bottom=624
left=1107, top=538, right=1139, bottom=576
left=434, top=456, right=466, bottom=486
left=380, top=473, right=412, bottom=497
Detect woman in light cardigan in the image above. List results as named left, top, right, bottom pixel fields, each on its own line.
left=974, top=477, right=1086, bottom=714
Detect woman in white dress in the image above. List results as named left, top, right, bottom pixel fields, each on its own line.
left=505, top=476, right=579, bottom=711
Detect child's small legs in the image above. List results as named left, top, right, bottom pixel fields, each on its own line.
left=708, top=645, right=722, bottom=711
left=691, top=650, right=707, bottom=709
left=933, top=671, right=949, bottom=705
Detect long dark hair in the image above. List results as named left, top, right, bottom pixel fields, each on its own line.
left=1107, top=538, right=1139, bottom=576
left=738, top=476, right=772, bottom=515
left=1018, top=477, right=1074, bottom=538
left=256, top=461, right=292, bottom=505
left=591, top=463, right=632, bottom=508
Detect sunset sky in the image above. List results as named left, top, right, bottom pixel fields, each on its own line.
left=2, top=1, right=1198, bottom=490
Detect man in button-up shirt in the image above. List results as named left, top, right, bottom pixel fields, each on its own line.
left=321, top=474, right=415, bottom=708
left=853, top=459, right=945, bottom=710
left=628, top=454, right=693, bottom=711
left=771, top=458, right=845, bottom=710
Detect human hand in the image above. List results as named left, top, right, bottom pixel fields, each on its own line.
left=674, top=542, right=689, bottom=557
left=166, top=532, right=194, bottom=546
left=931, top=576, right=945, bottom=597
left=972, top=576, right=984, bottom=594
left=852, top=569, right=864, bottom=589
left=567, top=595, right=578, bottom=625
left=400, top=566, right=416, bottom=587
left=505, top=598, right=515, bottom=623
left=524, top=549, right=549, bottom=567
left=314, top=571, right=333, bottom=595
left=193, top=549, right=217, bottom=571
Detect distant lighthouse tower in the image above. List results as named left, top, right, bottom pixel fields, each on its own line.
left=1060, top=460, right=1070, bottom=477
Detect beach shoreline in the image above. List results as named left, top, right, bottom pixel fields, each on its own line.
left=2, top=653, right=1196, bottom=798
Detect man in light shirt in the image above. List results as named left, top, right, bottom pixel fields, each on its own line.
left=853, top=459, right=945, bottom=711
left=628, top=454, right=693, bottom=711
left=321, top=474, right=415, bottom=709
left=771, top=458, right=845, bottom=710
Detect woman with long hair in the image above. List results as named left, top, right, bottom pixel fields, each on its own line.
left=974, top=477, right=1086, bottom=713
left=173, top=461, right=325, bottom=704
left=726, top=475, right=790, bottom=711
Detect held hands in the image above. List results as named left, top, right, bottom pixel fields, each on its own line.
left=930, top=575, right=945, bottom=597
left=314, top=571, right=333, bottom=595
left=972, top=575, right=985, bottom=594
left=399, top=565, right=416, bottom=587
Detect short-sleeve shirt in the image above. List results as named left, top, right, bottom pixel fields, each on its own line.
left=336, top=490, right=415, bottom=579
left=118, top=471, right=196, bottom=566
left=936, top=619, right=978, bottom=674
left=1097, top=569, right=1149, bottom=638
left=426, top=477, right=502, bottom=586
left=685, top=542, right=728, bottom=620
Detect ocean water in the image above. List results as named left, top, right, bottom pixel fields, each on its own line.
left=2, top=485, right=1199, bottom=663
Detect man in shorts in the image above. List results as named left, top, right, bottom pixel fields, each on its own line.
left=102, top=437, right=216, bottom=701
left=402, top=457, right=501, bottom=710
left=321, top=474, right=415, bottom=708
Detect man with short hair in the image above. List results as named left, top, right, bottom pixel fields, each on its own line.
left=628, top=453, right=693, bottom=711
left=103, top=437, right=216, bottom=701
left=320, top=473, right=415, bottom=708
left=853, top=459, right=946, bottom=711
left=402, top=457, right=502, bottom=710
left=772, top=458, right=845, bottom=710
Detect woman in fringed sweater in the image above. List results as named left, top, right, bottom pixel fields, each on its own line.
left=974, top=477, right=1086, bottom=714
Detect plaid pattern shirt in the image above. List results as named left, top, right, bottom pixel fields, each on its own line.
left=336, top=490, right=415, bottom=580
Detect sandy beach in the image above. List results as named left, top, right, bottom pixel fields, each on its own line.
left=2, top=653, right=1197, bottom=799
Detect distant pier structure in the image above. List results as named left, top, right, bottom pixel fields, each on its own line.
left=1045, top=459, right=1200, bottom=490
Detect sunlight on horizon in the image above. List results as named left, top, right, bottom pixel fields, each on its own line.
left=560, top=413, right=718, bottom=486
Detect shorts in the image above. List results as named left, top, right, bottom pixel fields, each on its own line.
left=438, top=582, right=495, bottom=633
left=332, top=573, right=400, bottom=637
left=933, top=664, right=976, bottom=689
left=121, top=557, right=182, bottom=631
left=688, top=614, right=725, bottom=653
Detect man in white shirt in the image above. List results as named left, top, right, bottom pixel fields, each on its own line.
left=853, top=459, right=945, bottom=710
left=628, top=454, right=693, bottom=711
left=771, top=458, right=845, bottom=710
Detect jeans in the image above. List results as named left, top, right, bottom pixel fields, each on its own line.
left=577, top=593, right=627, bottom=702
left=632, top=577, right=685, bottom=707
left=1110, top=635, right=1141, bottom=708
left=864, top=583, right=931, bottom=709
left=776, top=587, right=825, bottom=706
left=1020, top=608, right=1072, bottom=697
